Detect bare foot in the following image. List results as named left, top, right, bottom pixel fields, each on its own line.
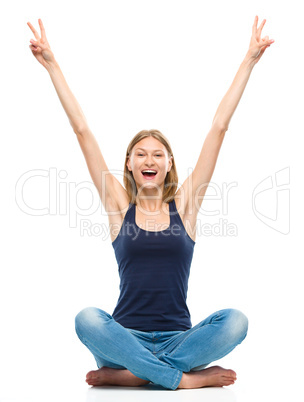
left=177, top=365, right=237, bottom=389
left=86, top=367, right=150, bottom=387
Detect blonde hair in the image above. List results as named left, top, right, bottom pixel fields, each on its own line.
left=123, top=129, right=178, bottom=205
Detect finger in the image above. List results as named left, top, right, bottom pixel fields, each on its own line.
left=260, top=35, right=269, bottom=45
left=29, top=39, right=46, bottom=50
left=38, top=19, right=47, bottom=41
left=257, top=18, right=266, bottom=36
left=261, top=36, right=274, bottom=47
left=252, top=15, right=258, bottom=34
left=27, top=21, right=40, bottom=40
left=29, top=44, right=38, bottom=52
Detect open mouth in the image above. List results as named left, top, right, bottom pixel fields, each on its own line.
left=141, top=170, right=158, bottom=180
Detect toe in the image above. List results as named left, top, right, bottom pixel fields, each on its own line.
left=223, top=379, right=234, bottom=386
left=86, top=370, right=97, bottom=380
left=228, top=369, right=237, bottom=379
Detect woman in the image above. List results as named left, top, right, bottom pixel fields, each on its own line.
left=27, top=16, right=274, bottom=390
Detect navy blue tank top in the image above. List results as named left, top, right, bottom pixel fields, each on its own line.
left=111, top=198, right=196, bottom=331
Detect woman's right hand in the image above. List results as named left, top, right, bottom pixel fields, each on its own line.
left=27, top=19, right=56, bottom=69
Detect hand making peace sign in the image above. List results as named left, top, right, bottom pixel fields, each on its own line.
left=27, top=19, right=56, bottom=69
left=247, top=16, right=275, bottom=65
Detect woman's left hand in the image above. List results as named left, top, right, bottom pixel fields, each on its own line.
left=247, top=16, right=274, bottom=65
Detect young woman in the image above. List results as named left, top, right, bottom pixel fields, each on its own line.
left=28, top=16, right=274, bottom=390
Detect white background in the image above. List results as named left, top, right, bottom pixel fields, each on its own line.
left=1, top=1, right=303, bottom=401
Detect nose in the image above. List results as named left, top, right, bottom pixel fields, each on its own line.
left=144, top=158, right=155, bottom=167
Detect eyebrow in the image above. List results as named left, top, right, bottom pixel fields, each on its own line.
left=135, top=148, right=164, bottom=152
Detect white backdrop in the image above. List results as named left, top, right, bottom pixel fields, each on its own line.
left=1, top=1, right=303, bottom=401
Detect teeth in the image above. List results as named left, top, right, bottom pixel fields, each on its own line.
left=142, top=170, right=157, bottom=173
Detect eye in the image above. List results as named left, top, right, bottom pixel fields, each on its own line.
left=156, top=154, right=162, bottom=157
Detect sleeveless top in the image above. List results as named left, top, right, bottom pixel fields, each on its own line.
left=111, top=198, right=196, bottom=331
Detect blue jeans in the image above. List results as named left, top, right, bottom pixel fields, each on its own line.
left=75, top=307, right=248, bottom=390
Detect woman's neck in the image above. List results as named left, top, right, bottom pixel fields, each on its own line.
left=135, top=197, right=165, bottom=212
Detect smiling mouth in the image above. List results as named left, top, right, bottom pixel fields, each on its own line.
left=141, top=171, right=158, bottom=180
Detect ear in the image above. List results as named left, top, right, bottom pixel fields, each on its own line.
left=167, top=156, right=173, bottom=172
left=126, top=157, right=132, bottom=171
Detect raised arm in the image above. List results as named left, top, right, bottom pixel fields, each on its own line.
left=176, top=16, right=275, bottom=213
left=27, top=19, right=127, bottom=212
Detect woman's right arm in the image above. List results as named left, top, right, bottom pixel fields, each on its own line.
left=45, top=61, right=124, bottom=208
left=27, top=19, right=128, bottom=212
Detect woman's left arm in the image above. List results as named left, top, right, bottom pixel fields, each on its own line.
left=212, top=16, right=275, bottom=130
left=179, top=16, right=275, bottom=211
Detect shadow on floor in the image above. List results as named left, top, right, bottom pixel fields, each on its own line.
left=86, top=383, right=237, bottom=401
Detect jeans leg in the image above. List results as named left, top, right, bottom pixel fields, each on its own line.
left=75, top=307, right=183, bottom=390
left=156, top=309, right=248, bottom=373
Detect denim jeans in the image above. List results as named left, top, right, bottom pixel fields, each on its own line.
left=75, top=307, right=248, bottom=390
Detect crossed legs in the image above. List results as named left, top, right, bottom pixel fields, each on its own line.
left=75, top=307, right=248, bottom=390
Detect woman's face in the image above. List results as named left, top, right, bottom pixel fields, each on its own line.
left=127, top=137, right=172, bottom=194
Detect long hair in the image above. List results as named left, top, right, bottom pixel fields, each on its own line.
left=123, top=129, right=178, bottom=205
